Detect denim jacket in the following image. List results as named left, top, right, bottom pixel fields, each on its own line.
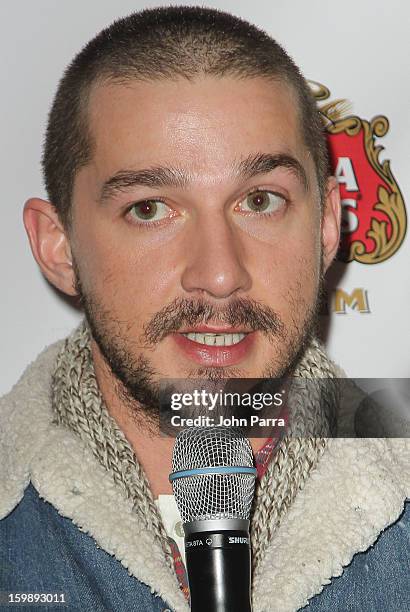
left=1, top=337, right=409, bottom=611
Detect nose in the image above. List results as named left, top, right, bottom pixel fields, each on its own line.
left=181, top=212, right=252, bottom=299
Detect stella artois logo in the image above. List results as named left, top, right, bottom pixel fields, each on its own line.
left=310, top=81, right=407, bottom=264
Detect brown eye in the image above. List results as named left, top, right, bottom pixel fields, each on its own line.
left=129, top=200, right=171, bottom=222
left=135, top=201, right=157, bottom=219
left=240, top=191, right=286, bottom=214
left=248, top=191, right=270, bottom=211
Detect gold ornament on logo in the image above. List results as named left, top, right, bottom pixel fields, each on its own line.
left=309, top=81, right=407, bottom=264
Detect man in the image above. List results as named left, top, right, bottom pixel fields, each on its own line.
left=0, top=6, right=408, bottom=611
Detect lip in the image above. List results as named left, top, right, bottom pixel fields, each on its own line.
left=171, top=331, right=256, bottom=367
left=178, top=324, right=252, bottom=334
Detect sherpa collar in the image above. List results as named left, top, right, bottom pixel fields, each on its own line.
left=1, top=339, right=409, bottom=612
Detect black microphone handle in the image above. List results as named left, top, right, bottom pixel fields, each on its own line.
left=185, top=530, right=252, bottom=612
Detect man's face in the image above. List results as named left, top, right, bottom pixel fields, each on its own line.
left=70, top=76, right=325, bottom=402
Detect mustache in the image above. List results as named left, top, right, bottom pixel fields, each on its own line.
left=142, top=297, right=286, bottom=345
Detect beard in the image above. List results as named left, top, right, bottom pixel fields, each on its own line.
left=72, top=257, right=323, bottom=427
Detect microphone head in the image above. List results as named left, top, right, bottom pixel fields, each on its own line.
left=170, top=426, right=256, bottom=524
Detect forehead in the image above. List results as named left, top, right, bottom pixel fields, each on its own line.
left=86, top=76, right=307, bottom=179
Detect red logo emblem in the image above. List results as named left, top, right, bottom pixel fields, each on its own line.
left=310, top=82, right=407, bottom=264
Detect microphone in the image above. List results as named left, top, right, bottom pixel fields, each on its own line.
left=169, top=426, right=257, bottom=612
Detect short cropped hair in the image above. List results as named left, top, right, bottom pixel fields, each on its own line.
left=42, top=5, right=330, bottom=230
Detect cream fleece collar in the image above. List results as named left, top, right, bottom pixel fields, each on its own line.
left=1, top=339, right=409, bottom=612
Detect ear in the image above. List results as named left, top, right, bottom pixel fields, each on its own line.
left=321, top=176, right=341, bottom=272
left=23, top=198, right=77, bottom=296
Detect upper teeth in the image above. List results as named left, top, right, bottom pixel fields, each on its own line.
left=183, top=332, right=246, bottom=346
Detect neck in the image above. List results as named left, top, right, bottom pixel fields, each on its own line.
left=90, top=338, right=268, bottom=497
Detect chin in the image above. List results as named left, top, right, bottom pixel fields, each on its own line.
left=185, top=365, right=249, bottom=380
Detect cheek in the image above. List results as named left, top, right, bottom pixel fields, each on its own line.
left=263, top=254, right=319, bottom=302
left=71, top=215, right=183, bottom=316
left=235, top=197, right=322, bottom=269
left=247, top=227, right=320, bottom=314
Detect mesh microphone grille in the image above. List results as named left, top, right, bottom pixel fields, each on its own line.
left=171, top=426, right=256, bottom=523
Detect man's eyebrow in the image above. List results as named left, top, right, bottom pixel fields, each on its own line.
left=99, top=166, right=189, bottom=202
left=99, top=152, right=309, bottom=202
left=235, top=152, right=309, bottom=191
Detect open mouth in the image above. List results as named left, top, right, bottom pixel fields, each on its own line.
left=172, top=329, right=255, bottom=366
left=180, top=332, right=247, bottom=347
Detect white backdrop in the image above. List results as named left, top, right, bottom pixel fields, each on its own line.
left=1, top=0, right=409, bottom=395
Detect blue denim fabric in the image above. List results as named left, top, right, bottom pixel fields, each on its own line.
left=0, top=483, right=409, bottom=611
left=302, top=500, right=410, bottom=612
left=0, top=484, right=171, bottom=611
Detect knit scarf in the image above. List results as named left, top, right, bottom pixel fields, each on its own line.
left=51, top=320, right=339, bottom=581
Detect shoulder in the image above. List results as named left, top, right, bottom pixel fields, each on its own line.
left=0, top=482, right=101, bottom=556
left=0, top=483, right=170, bottom=612
left=0, top=325, right=81, bottom=519
left=0, top=483, right=81, bottom=593
left=303, top=499, right=410, bottom=610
